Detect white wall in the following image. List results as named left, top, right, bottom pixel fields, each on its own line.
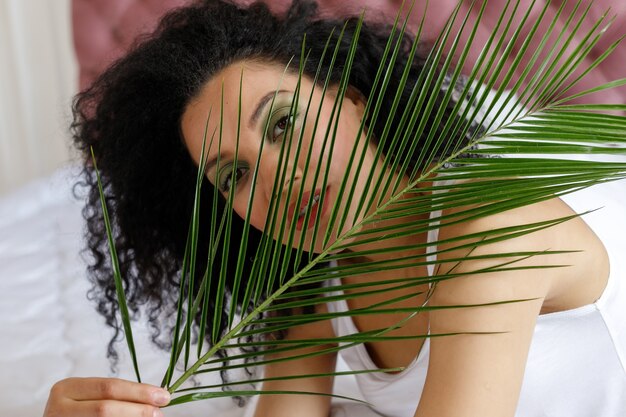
left=0, top=0, right=78, bottom=197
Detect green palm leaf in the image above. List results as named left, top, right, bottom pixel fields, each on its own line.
left=95, top=0, right=626, bottom=407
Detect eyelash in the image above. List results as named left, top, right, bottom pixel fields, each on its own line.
left=217, top=111, right=297, bottom=193
left=269, top=114, right=294, bottom=142
left=218, top=163, right=248, bottom=193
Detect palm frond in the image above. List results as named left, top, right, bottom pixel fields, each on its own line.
left=96, top=0, right=626, bottom=406
left=92, top=148, right=142, bottom=383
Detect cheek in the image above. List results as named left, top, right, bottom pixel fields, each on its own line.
left=233, top=192, right=271, bottom=234
left=231, top=201, right=247, bottom=223
left=324, top=136, right=361, bottom=186
left=326, top=116, right=366, bottom=177
left=306, top=127, right=350, bottom=182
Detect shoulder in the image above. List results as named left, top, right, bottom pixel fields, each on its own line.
left=433, top=195, right=602, bottom=307
left=414, top=195, right=609, bottom=416
left=415, top=197, right=586, bottom=416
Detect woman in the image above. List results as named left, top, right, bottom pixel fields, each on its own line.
left=44, top=1, right=626, bottom=416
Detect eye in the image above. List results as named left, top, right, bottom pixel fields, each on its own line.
left=218, top=162, right=249, bottom=193
left=267, top=109, right=296, bottom=143
left=272, top=114, right=294, bottom=142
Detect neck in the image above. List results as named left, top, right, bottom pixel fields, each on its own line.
left=342, top=174, right=432, bottom=266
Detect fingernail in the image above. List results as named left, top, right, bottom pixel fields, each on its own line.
left=153, top=408, right=164, bottom=417
left=152, top=389, right=171, bottom=406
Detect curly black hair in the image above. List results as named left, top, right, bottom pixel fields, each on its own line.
left=72, top=0, right=475, bottom=381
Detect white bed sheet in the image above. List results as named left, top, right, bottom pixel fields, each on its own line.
left=0, top=167, right=247, bottom=417
left=0, top=166, right=363, bottom=417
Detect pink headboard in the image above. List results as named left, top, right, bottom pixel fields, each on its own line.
left=72, top=0, right=625, bottom=104
left=72, top=0, right=190, bottom=90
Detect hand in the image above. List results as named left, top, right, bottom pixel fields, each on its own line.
left=43, top=377, right=171, bottom=417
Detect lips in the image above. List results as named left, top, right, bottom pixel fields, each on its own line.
left=287, top=187, right=329, bottom=231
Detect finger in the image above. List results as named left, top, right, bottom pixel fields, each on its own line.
left=72, top=399, right=164, bottom=417
left=53, top=378, right=170, bottom=406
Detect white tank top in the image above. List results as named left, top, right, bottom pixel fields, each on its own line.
left=327, top=180, right=626, bottom=417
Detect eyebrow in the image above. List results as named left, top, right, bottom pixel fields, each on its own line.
left=249, top=89, right=289, bottom=128
left=204, top=156, right=223, bottom=177
left=204, top=89, right=289, bottom=174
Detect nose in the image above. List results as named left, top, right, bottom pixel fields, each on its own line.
left=258, top=146, right=303, bottom=202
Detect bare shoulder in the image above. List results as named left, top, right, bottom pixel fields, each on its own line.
left=434, top=195, right=608, bottom=311
left=414, top=196, right=609, bottom=417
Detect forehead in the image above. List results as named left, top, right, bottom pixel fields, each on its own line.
left=180, top=60, right=305, bottom=156
left=187, top=61, right=310, bottom=118
left=204, top=60, right=295, bottom=99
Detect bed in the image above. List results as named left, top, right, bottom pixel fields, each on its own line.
left=3, top=163, right=626, bottom=416
left=0, top=165, right=371, bottom=416
left=2, top=1, right=625, bottom=416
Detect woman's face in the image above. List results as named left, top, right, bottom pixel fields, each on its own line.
left=181, top=60, right=386, bottom=253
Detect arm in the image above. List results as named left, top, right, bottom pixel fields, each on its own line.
left=415, top=198, right=596, bottom=417
left=254, top=309, right=337, bottom=417
left=417, top=264, right=544, bottom=417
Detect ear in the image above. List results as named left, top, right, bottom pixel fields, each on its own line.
left=344, top=86, right=367, bottom=119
